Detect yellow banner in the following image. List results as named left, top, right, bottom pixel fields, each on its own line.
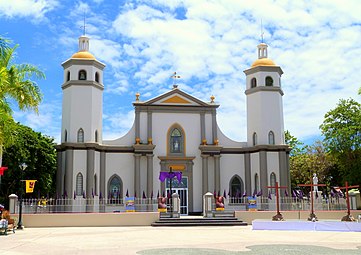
left=25, top=180, right=37, bottom=193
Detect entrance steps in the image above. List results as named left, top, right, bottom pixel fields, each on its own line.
left=151, top=216, right=247, bottom=227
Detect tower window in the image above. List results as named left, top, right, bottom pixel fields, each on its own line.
left=266, top=76, right=273, bottom=86
left=76, top=172, right=83, bottom=196
left=77, top=128, right=84, bottom=143
left=67, top=71, right=70, bottom=82
left=251, top=78, right=257, bottom=88
left=95, top=72, right=99, bottom=83
left=270, top=172, right=276, bottom=194
left=64, top=129, right=67, bottom=142
left=268, top=131, right=275, bottom=145
left=252, top=132, right=257, bottom=146
left=79, top=70, right=87, bottom=80
left=95, top=130, right=98, bottom=143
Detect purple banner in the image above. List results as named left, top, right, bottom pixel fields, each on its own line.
left=159, top=171, right=182, bottom=183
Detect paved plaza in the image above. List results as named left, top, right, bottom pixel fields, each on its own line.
left=1, top=225, right=361, bottom=255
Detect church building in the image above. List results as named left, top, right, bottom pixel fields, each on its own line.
left=56, top=35, right=291, bottom=214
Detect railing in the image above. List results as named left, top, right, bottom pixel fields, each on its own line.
left=14, top=196, right=349, bottom=214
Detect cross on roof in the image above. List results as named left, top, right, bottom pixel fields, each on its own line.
left=170, top=72, right=181, bottom=88
left=80, top=12, right=87, bottom=35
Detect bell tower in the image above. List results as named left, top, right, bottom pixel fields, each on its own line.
left=61, top=35, right=106, bottom=144
left=244, top=42, right=285, bottom=147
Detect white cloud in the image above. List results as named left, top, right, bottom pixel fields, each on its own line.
left=0, top=0, right=58, bottom=20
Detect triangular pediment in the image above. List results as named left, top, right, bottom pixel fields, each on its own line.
left=161, top=95, right=192, bottom=104
left=134, top=88, right=218, bottom=108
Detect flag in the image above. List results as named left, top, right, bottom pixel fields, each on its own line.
left=92, top=188, right=94, bottom=198
left=151, top=191, right=154, bottom=199
left=126, top=189, right=129, bottom=197
left=134, top=191, right=137, bottom=198
left=142, top=191, right=146, bottom=199
left=242, top=191, right=247, bottom=197
left=228, top=190, right=231, bottom=197
left=73, top=190, right=76, bottom=200
left=0, top=166, right=8, bottom=176
left=64, top=190, right=68, bottom=198
left=268, top=191, right=272, bottom=200
left=25, top=180, right=37, bottom=193
left=213, top=190, right=216, bottom=198
left=285, top=190, right=289, bottom=197
left=99, top=191, right=103, bottom=200
left=253, top=189, right=257, bottom=197
left=162, top=190, right=165, bottom=197
left=330, top=189, right=335, bottom=197
left=223, top=189, right=227, bottom=198
left=256, top=189, right=262, bottom=197
left=82, top=190, right=86, bottom=199
left=292, top=190, right=297, bottom=198
left=217, top=190, right=221, bottom=197
left=157, top=190, right=160, bottom=198
left=315, top=191, right=319, bottom=198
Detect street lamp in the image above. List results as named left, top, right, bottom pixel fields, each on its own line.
left=17, top=162, right=27, bottom=229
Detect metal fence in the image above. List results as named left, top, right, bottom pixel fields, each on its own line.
left=14, top=196, right=348, bottom=214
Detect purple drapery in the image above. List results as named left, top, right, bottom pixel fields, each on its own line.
left=159, top=171, right=182, bottom=183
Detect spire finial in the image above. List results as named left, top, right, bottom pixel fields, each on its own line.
left=170, top=72, right=181, bottom=89
left=261, top=19, right=264, bottom=43
left=80, top=11, right=87, bottom=36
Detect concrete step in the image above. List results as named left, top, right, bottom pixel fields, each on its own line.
left=151, top=217, right=248, bottom=227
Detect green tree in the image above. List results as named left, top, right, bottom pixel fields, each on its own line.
left=0, top=36, right=45, bottom=167
left=0, top=123, right=57, bottom=206
left=320, top=98, right=361, bottom=186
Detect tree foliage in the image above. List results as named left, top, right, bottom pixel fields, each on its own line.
left=0, top=123, right=57, bottom=206
left=320, top=98, right=361, bottom=186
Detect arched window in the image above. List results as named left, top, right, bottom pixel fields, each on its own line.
left=254, top=173, right=259, bottom=193
left=229, top=175, right=244, bottom=198
left=67, top=71, right=70, bottom=82
left=266, top=76, right=273, bottom=86
left=94, top=174, right=97, bottom=196
left=79, top=70, right=87, bottom=80
left=168, top=125, right=185, bottom=155
left=108, top=175, right=123, bottom=204
left=270, top=172, right=276, bottom=194
left=268, top=131, right=275, bottom=145
left=95, top=72, right=99, bottom=83
left=77, top=128, right=84, bottom=143
left=251, top=77, right=257, bottom=88
left=64, top=129, right=67, bottom=142
left=252, top=132, right=257, bottom=146
left=76, top=173, right=83, bottom=196
left=95, top=130, right=98, bottom=143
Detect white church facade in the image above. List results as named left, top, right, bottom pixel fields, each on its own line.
left=56, top=36, right=291, bottom=214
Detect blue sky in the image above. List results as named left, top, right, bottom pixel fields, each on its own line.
left=0, top=0, right=360, bottom=144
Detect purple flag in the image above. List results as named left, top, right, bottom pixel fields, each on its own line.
left=157, top=190, right=160, bottom=198
left=92, top=188, right=94, bottom=198
left=126, top=189, right=129, bottom=197
left=223, top=190, right=227, bottom=198
left=256, top=189, right=262, bottom=197
left=83, top=190, right=86, bottom=199
left=292, top=190, right=297, bottom=198
left=253, top=189, right=257, bottom=197
left=99, top=191, right=103, bottom=200
left=151, top=191, right=153, bottom=199
left=64, top=190, right=68, bottom=198
left=134, top=191, right=137, bottom=198
left=162, top=190, right=165, bottom=197
left=338, top=191, right=344, bottom=198
left=167, top=191, right=171, bottom=199
left=242, top=191, right=247, bottom=197
left=142, top=191, right=146, bottom=199
left=73, top=190, right=76, bottom=200
left=213, top=190, right=216, bottom=198
left=268, top=191, right=272, bottom=200
left=228, top=190, right=231, bottom=197
left=285, top=190, right=289, bottom=197
left=330, top=189, right=335, bottom=197
left=159, top=171, right=182, bottom=182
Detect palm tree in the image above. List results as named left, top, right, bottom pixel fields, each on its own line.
left=0, top=36, right=45, bottom=166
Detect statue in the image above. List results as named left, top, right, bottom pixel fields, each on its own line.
left=313, top=173, right=318, bottom=192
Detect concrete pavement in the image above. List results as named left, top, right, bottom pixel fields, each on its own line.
left=1, top=226, right=361, bottom=255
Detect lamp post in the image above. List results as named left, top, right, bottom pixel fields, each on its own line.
left=17, top=162, right=27, bottom=229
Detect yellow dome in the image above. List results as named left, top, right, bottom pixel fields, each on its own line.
left=251, top=58, right=276, bottom=67
left=71, top=51, right=96, bottom=60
